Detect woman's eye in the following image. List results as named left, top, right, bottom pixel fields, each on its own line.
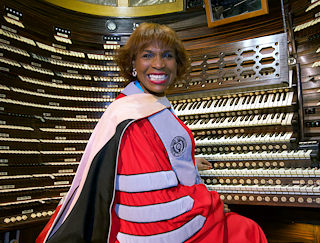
left=142, top=53, right=153, bottom=58
left=163, top=52, right=174, bottom=58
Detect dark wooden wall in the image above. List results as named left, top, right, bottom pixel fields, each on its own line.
left=0, top=0, right=319, bottom=242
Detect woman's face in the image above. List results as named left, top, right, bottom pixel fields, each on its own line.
left=133, top=42, right=177, bottom=96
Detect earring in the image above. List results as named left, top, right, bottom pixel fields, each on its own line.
left=132, top=68, right=137, bottom=77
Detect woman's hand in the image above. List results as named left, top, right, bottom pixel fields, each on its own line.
left=195, top=157, right=212, bottom=171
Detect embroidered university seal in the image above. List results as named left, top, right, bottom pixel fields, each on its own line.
left=170, top=136, right=187, bottom=157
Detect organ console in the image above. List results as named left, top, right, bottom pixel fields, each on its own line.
left=168, top=32, right=320, bottom=208
left=0, top=3, right=124, bottom=235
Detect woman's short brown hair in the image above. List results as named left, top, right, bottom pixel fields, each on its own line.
left=115, top=22, right=190, bottom=83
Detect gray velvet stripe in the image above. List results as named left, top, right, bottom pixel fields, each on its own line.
left=115, top=170, right=178, bottom=193
left=121, top=82, right=172, bottom=108
left=148, top=109, right=199, bottom=186
left=121, top=82, right=143, bottom=96
left=115, top=196, right=194, bottom=223
left=116, top=215, right=206, bottom=243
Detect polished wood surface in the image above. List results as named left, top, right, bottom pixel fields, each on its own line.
left=0, top=0, right=319, bottom=242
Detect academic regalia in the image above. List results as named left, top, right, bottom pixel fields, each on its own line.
left=37, top=82, right=267, bottom=243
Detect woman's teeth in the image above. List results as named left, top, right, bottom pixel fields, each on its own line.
left=148, top=74, right=167, bottom=81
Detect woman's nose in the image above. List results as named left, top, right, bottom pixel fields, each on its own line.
left=152, top=55, right=165, bottom=69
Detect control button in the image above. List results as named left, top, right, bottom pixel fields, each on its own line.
left=298, top=197, right=304, bottom=203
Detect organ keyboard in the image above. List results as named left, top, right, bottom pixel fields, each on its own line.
left=168, top=32, right=320, bottom=208
left=173, top=91, right=294, bottom=116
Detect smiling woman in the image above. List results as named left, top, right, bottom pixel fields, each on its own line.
left=116, top=23, right=189, bottom=90
left=37, top=23, right=267, bottom=243
left=132, top=44, right=177, bottom=95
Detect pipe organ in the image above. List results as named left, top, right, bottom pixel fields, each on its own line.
left=0, top=5, right=126, bottom=237
left=0, top=0, right=320, bottom=241
left=168, top=33, right=320, bottom=208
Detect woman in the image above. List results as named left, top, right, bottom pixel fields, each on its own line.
left=37, top=23, right=267, bottom=243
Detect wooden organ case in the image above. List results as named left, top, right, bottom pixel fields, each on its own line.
left=0, top=2, right=125, bottom=240
left=167, top=32, right=320, bottom=209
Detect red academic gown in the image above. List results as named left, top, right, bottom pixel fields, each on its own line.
left=37, top=90, right=267, bottom=243
left=109, top=94, right=267, bottom=243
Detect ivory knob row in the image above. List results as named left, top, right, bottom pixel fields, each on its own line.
left=3, top=210, right=54, bottom=224
left=220, top=194, right=320, bottom=204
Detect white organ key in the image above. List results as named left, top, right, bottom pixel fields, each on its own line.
left=275, top=113, right=284, bottom=124
left=279, top=92, right=287, bottom=107
left=258, top=94, right=267, bottom=109
left=274, top=132, right=283, bottom=142
left=205, top=99, right=217, bottom=113
left=247, top=95, right=256, bottom=109
left=304, top=150, right=312, bottom=159
left=277, top=92, right=285, bottom=107
left=243, top=115, right=252, bottom=126
left=282, top=112, right=294, bottom=125
left=240, top=96, right=250, bottom=110
left=251, top=95, right=260, bottom=109
left=226, top=97, right=235, bottom=111
left=182, top=102, right=194, bottom=115
left=190, top=101, right=201, bottom=114
left=210, top=99, right=219, bottom=113
left=216, top=99, right=226, bottom=112
left=229, top=134, right=239, bottom=144
left=256, top=114, right=264, bottom=125
left=240, top=134, right=249, bottom=144
left=193, top=119, right=205, bottom=130
left=284, top=92, right=294, bottom=106
left=215, top=117, right=224, bottom=128
left=222, top=98, right=233, bottom=112
left=183, top=102, right=193, bottom=115
left=271, top=93, right=280, bottom=107
left=250, top=133, right=259, bottom=143
left=257, top=115, right=266, bottom=126
left=219, top=117, right=228, bottom=128
left=172, top=103, right=180, bottom=114
left=231, top=97, right=240, bottom=111
left=283, top=132, right=293, bottom=142
left=174, top=105, right=181, bottom=116
left=268, top=133, right=277, bottom=142
left=248, top=115, right=255, bottom=126
left=295, top=150, right=305, bottom=159
left=190, top=101, right=201, bottom=115
left=197, top=100, right=208, bottom=114
left=249, top=115, right=260, bottom=126
left=235, top=96, right=244, bottom=110
left=265, top=93, right=274, bottom=108
left=265, top=133, right=273, bottom=142
left=196, top=137, right=207, bottom=146
left=200, top=118, right=209, bottom=129
left=232, top=116, right=241, bottom=127
left=205, top=100, right=213, bottom=113
left=269, top=113, right=278, bottom=125
left=264, top=113, right=272, bottom=125
left=217, top=98, right=226, bottom=112
left=247, top=96, right=256, bottom=110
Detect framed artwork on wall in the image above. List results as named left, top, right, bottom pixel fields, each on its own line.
left=204, top=0, right=269, bottom=28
